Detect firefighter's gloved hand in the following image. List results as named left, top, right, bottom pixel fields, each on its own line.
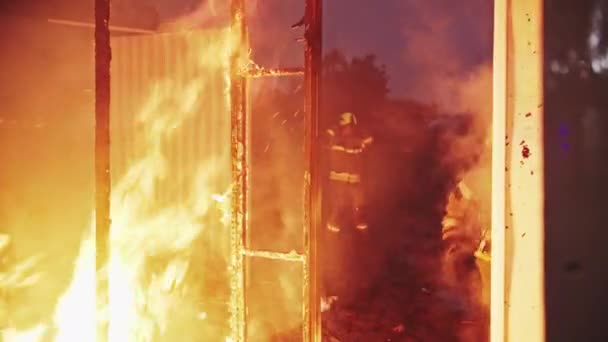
left=361, top=136, right=373, bottom=149
left=321, top=296, right=338, bottom=312
left=327, top=223, right=341, bottom=233
left=355, top=222, right=368, bottom=231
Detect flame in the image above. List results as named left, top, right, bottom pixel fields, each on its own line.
left=2, top=9, right=305, bottom=342
left=3, top=27, right=245, bottom=341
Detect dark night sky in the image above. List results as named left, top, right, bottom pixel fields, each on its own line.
left=323, top=0, right=493, bottom=98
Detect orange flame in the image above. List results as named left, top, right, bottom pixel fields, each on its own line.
left=3, top=27, right=242, bottom=341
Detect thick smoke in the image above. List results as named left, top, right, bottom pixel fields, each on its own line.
left=397, top=2, right=494, bottom=340
left=157, top=0, right=231, bottom=31
left=399, top=0, right=494, bottom=221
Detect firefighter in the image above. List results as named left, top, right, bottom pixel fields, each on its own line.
left=321, top=112, right=373, bottom=309
left=441, top=181, right=489, bottom=338
left=325, top=112, right=373, bottom=232
left=441, top=181, right=490, bottom=262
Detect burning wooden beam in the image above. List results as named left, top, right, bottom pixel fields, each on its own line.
left=241, top=249, right=306, bottom=262
left=242, top=66, right=305, bottom=78
left=95, top=0, right=111, bottom=340
left=229, top=1, right=248, bottom=341
left=227, top=1, right=323, bottom=340
left=303, top=0, right=323, bottom=341
left=48, top=18, right=155, bottom=35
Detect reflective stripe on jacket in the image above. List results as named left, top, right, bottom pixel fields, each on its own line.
left=329, top=171, right=361, bottom=183
left=327, top=126, right=372, bottom=176
left=331, top=144, right=364, bottom=154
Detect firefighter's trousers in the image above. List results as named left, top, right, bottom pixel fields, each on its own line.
left=326, top=178, right=366, bottom=232
left=322, top=179, right=373, bottom=306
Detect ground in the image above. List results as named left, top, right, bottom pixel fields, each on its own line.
left=318, top=228, right=487, bottom=342
left=303, top=132, right=488, bottom=341
left=272, top=212, right=488, bottom=342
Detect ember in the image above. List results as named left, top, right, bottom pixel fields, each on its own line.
left=522, top=145, right=531, bottom=158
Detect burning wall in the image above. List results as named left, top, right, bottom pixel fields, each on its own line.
left=0, top=15, right=95, bottom=339
left=0, top=16, right=295, bottom=339
left=0, top=26, right=241, bottom=340
left=1, top=1, right=309, bottom=339
left=110, top=31, right=232, bottom=213
left=105, top=29, right=236, bottom=340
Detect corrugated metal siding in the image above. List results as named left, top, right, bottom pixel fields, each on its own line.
left=108, top=30, right=233, bottom=339
left=109, top=30, right=231, bottom=205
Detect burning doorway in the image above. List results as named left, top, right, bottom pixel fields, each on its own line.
left=317, top=1, right=493, bottom=340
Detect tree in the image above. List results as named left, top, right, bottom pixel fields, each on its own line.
left=321, top=49, right=389, bottom=126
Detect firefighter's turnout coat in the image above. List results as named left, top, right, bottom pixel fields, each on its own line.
left=325, top=125, right=373, bottom=231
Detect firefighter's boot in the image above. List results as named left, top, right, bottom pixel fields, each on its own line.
left=355, top=222, right=368, bottom=231
left=327, top=206, right=342, bottom=233
left=354, top=207, right=368, bottom=231
left=326, top=222, right=341, bottom=233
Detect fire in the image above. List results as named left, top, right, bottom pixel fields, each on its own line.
left=3, top=27, right=244, bottom=341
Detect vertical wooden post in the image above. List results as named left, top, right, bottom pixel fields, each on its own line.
left=491, top=0, right=507, bottom=340
left=504, top=0, right=546, bottom=341
left=303, top=0, right=323, bottom=340
left=229, top=1, right=248, bottom=341
left=493, top=0, right=545, bottom=341
left=95, top=0, right=111, bottom=340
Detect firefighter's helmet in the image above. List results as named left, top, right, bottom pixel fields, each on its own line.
left=339, top=112, right=357, bottom=126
